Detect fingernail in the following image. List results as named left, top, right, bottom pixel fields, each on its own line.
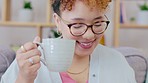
left=33, top=36, right=40, bottom=43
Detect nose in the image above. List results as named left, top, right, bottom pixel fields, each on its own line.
left=82, top=28, right=95, bottom=40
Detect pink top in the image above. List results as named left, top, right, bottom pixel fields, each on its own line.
left=60, top=72, right=88, bottom=83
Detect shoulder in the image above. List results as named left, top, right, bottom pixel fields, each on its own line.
left=93, top=44, right=132, bottom=69
left=94, top=44, right=124, bottom=59
left=92, top=45, right=136, bottom=83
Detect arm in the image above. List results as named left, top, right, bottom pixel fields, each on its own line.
left=1, top=37, right=41, bottom=83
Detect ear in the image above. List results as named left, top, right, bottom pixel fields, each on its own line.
left=53, top=13, right=61, bottom=31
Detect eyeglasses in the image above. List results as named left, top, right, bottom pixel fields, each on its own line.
left=59, top=17, right=110, bottom=37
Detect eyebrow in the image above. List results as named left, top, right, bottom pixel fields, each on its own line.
left=93, top=16, right=104, bottom=20
left=71, top=16, right=104, bottom=21
left=71, top=18, right=85, bottom=21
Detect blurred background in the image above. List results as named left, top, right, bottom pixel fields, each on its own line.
left=0, top=0, right=147, bottom=55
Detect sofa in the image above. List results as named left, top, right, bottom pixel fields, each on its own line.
left=0, top=46, right=15, bottom=80
left=116, top=47, right=148, bottom=83
left=0, top=46, right=147, bottom=83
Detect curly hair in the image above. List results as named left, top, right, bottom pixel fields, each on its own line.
left=51, top=0, right=112, bottom=16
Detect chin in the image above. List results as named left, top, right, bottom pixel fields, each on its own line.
left=75, top=50, right=93, bottom=57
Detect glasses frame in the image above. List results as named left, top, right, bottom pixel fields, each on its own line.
left=59, top=15, right=110, bottom=37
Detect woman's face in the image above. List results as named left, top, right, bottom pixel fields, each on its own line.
left=54, top=1, right=107, bottom=57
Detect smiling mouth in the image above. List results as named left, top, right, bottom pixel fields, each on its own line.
left=77, top=39, right=96, bottom=49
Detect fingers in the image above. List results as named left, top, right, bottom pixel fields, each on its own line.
left=17, top=46, right=25, bottom=54
left=20, top=56, right=41, bottom=76
left=16, top=48, right=41, bottom=68
left=24, top=42, right=38, bottom=52
left=17, top=42, right=37, bottom=54
left=30, top=63, right=41, bottom=74
left=17, top=36, right=40, bottom=54
left=16, top=36, right=41, bottom=66
left=22, top=49, right=41, bottom=59
left=15, top=36, right=41, bottom=82
left=33, top=36, right=40, bottom=43
left=25, top=56, right=41, bottom=66
left=21, top=45, right=27, bottom=52
left=31, top=56, right=41, bottom=64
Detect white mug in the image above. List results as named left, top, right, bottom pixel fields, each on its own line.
left=36, top=38, right=75, bottom=72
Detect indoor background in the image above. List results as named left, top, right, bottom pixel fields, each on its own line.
left=0, top=0, right=147, bottom=54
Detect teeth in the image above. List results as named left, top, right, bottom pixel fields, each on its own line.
left=81, top=42, right=92, bottom=46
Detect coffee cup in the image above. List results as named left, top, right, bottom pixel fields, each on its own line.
left=36, top=38, right=75, bottom=72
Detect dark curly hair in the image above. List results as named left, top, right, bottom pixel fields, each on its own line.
left=51, top=0, right=112, bottom=16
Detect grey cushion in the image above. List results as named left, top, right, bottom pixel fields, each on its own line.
left=0, top=46, right=15, bottom=79
left=116, top=47, right=148, bottom=83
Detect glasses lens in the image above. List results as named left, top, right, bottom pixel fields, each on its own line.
left=71, top=24, right=87, bottom=36
left=93, top=22, right=107, bottom=34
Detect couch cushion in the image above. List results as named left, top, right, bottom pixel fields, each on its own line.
left=116, top=47, right=148, bottom=83
left=0, top=46, right=15, bottom=79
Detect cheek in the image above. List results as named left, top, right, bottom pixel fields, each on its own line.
left=94, top=34, right=104, bottom=47
left=97, top=34, right=104, bottom=41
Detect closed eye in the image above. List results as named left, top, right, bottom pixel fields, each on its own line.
left=94, top=22, right=102, bottom=27
left=73, top=26, right=82, bottom=29
left=94, top=24, right=101, bottom=27
left=72, top=24, right=85, bottom=29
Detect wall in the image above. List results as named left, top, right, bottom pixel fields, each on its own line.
left=0, top=0, right=147, bottom=54
left=119, top=1, right=148, bottom=54
left=0, top=0, right=51, bottom=46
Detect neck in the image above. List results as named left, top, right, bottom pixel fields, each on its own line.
left=67, top=54, right=90, bottom=73
left=73, top=54, right=90, bottom=64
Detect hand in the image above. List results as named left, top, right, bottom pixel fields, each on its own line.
left=15, top=36, right=41, bottom=83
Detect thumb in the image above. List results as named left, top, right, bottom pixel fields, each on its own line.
left=33, top=36, right=41, bottom=43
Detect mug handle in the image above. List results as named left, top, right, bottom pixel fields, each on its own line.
left=34, top=42, right=47, bottom=66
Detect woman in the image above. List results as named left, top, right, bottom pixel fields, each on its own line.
left=1, top=0, right=137, bottom=83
